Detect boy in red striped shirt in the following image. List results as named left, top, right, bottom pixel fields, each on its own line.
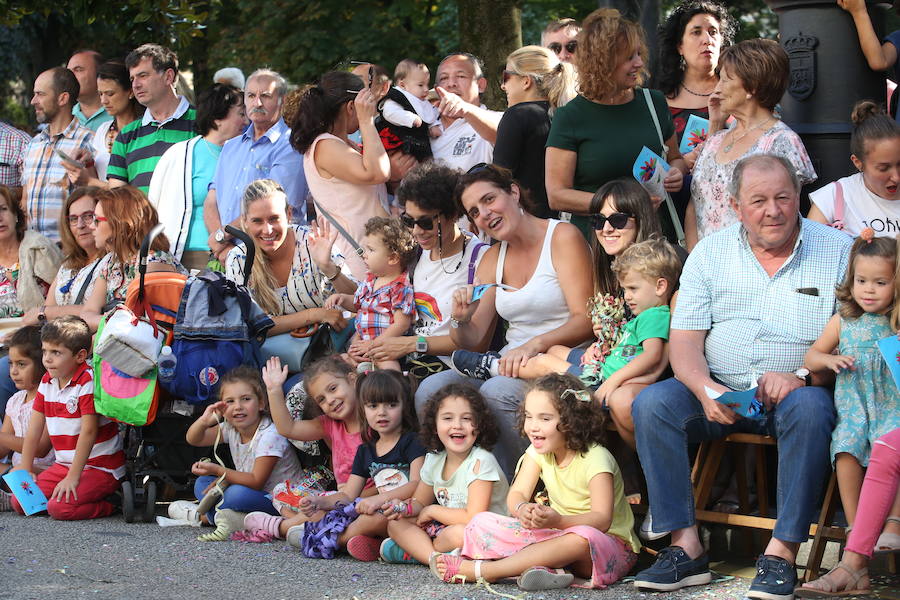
left=11, top=316, right=124, bottom=520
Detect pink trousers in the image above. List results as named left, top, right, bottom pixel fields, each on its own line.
left=845, top=427, right=900, bottom=558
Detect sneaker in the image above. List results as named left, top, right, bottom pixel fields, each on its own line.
left=379, top=538, right=418, bottom=564
left=244, top=511, right=284, bottom=539
left=639, top=510, right=670, bottom=542
left=197, top=508, right=246, bottom=542
left=633, top=546, right=711, bottom=592
left=745, top=554, right=797, bottom=600
left=450, top=350, right=499, bottom=380
left=0, top=490, right=12, bottom=512
left=517, top=566, right=574, bottom=591
left=286, top=524, right=305, bottom=549
left=347, top=534, right=381, bottom=561
left=167, top=500, right=201, bottom=526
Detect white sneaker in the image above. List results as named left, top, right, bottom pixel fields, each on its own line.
left=167, top=500, right=201, bottom=526
left=639, top=510, right=670, bottom=541
left=286, top=524, right=305, bottom=549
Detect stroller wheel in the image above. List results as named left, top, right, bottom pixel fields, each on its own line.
left=143, top=480, right=158, bottom=522
left=122, top=481, right=135, bottom=523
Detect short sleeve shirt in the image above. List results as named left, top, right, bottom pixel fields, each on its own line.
left=351, top=430, right=426, bottom=492
left=808, top=172, right=900, bottom=237
left=601, top=305, right=671, bottom=380
left=5, top=390, right=55, bottom=469
left=420, top=446, right=508, bottom=515
left=98, top=250, right=182, bottom=305
left=318, top=415, right=363, bottom=485
left=220, top=416, right=305, bottom=493
left=353, top=272, right=415, bottom=341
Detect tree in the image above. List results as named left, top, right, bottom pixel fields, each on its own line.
left=458, top=0, right=522, bottom=109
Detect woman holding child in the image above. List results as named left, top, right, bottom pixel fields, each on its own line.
left=414, top=164, right=593, bottom=478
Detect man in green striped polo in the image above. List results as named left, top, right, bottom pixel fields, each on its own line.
left=107, top=44, right=195, bottom=194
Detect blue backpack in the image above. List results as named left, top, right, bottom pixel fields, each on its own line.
left=160, top=271, right=273, bottom=405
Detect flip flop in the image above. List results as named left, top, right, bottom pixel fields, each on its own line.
left=516, top=566, right=574, bottom=591
left=795, top=562, right=869, bottom=598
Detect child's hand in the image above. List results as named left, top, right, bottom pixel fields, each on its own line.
left=820, top=353, right=855, bottom=374
left=356, top=496, right=383, bottom=515
left=299, top=495, right=320, bottom=517
left=529, top=504, right=561, bottom=529
left=191, top=461, right=222, bottom=477
left=323, top=293, right=341, bottom=310
left=51, top=474, right=80, bottom=503
left=428, top=124, right=442, bottom=138
left=262, top=357, right=288, bottom=390
left=201, top=401, right=226, bottom=426
left=594, top=379, right=618, bottom=408
left=414, top=505, right=436, bottom=526
left=412, top=116, right=423, bottom=128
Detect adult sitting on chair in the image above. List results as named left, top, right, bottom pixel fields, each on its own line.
left=631, top=154, right=852, bottom=600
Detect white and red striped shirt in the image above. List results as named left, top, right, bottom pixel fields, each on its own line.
left=34, top=362, right=125, bottom=479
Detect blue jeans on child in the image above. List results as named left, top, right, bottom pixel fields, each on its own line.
left=632, top=377, right=836, bottom=544
left=193, top=475, right=278, bottom=524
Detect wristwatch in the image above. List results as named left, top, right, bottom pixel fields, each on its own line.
left=37, top=305, right=47, bottom=324
left=214, top=228, right=228, bottom=243
left=415, top=336, right=428, bottom=354
left=793, top=367, right=811, bottom=386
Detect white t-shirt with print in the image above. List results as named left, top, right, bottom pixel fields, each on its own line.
left=809, top=172, right=900, bottom=237
left=430, top=107, right=502, bottom=171
left=221, top=416, right=305, bottom=494
left=420, top=446, right=508, bottom=515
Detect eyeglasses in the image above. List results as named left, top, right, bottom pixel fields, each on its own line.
left=93, top=216, right=108, bottom=226
left=591, top=212, right=633, bottom=230
left=67, top=211, right=94, bottom=226
left=548, top=41, right=577, bottom=55
left=400, top=213, right=437, bottom=230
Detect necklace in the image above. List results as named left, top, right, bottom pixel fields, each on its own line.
left=723, top=117, right=774, bottom=154
left=437, top=224, right=466, bottom=275
left=681, top=83, right=713, bottom=97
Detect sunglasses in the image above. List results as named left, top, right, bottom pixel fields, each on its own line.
left=591, top=212, right=633, bottom=230
left=93, top=215, right=108, bottom=226
left=67, top=211, right=95, bottom=226
left=501, top=70, right=519, bottom=85
left=466, top=162, right=491, bottom=175
left=400, top=213, right=437, bottom=230
left=548, top=41, right=577, bottom=55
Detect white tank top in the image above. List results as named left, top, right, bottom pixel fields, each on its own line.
left=494, top=219, right=569, bottom=354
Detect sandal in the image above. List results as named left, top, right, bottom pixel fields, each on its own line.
left=796, top=562, right=869, bottom=598
left=517, top=566, right=574, bottom=591
left=429, top=552, right=483, bottom=584
left=874, top=516, right=900, bottom=554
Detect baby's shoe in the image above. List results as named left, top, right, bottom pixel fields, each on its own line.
left=167, top=500, right=201, bottom=526
left=198, top=509, right=246, bottom=542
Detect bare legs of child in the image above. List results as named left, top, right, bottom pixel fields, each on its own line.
left=387, top=518, right=464, bottom=564
left=836, top=452, right=865, bottom=528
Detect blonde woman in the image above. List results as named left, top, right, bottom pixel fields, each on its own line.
left=494, top=45, right=577, bottom=218
left=224, top=179, right=355, bottom=372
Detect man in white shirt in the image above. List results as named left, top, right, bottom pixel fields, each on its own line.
left=430, top=53, right=503, bottom=172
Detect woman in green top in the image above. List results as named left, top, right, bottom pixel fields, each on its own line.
left=546, top=8, right=688, bottom=242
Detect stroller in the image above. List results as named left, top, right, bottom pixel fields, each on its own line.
left=95, top=224, right=258, bottom=522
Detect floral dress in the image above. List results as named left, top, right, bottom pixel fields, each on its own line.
left=0, top=264, right=50, bottom=318
left=97, top=250, right=182, bottom=306
left=690, top=120, right=816, bottom=240
left=831, top=313, right=900, bottom=466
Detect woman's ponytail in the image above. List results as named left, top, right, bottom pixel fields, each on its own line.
left=289, top=71, right=363, bottom=154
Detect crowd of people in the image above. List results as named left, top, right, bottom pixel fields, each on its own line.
left=0, top=2, right=899, bottom=598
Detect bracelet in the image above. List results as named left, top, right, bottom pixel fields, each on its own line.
left=325, top=265, right=341, bottom=281
left=404, top=500, right=414, bottom=517
left=514, top=501, right=529, bottom=513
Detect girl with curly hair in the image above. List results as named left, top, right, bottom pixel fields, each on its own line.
left=430, top=374, right=640, bottom=592
left=382, top=384, right=508, bottom=564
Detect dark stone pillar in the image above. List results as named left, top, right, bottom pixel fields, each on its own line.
left=765, top=1, right=890, bottom=204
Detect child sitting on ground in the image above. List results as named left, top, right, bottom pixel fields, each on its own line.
left=376, top=59, right=442, bottom=161
left=382, top=383, right=509, bottom=564
left=10, top=316, right=124, bottom=520
left=0, top=326, right=54, bottom=509
left=326, top=217, right=417, bottom=371
left=452, top=237, right=681, bottom=448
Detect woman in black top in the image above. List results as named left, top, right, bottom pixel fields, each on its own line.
left=493, top=45, right=576, bottom=218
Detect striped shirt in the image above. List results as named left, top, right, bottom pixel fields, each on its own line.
left=34, top=362, right=125, bottom=479
left=107, top=96, right=196, bottom=193
left=0, top=121, right=32, bottom=187
left=21, top=117, right=94, bottom=242
left=672, top=218, right=852, bottom=391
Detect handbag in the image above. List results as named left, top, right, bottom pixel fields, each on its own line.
left=93, top=303, right=166, bottom=377
left=93, top=316, right=160, bottom=426
left=642, top=88, right=687, bottom=248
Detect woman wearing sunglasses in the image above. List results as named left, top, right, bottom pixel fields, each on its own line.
left=414, top=164, right=593, bottom=479
left=365, top=162, right=490, bottom=379
left=493, top=46, right=576, bottom=219
left=81, top=185, right=182, bottom=331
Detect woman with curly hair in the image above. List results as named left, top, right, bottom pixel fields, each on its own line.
left=81, top=185, right=182, bottom=330
left=546, top=8, right=688, bottom=243
left=430, top=374, right=640, bottom=592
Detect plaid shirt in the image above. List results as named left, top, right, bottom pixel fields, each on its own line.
left=672, top=218, right=852, bottom=391
left=21, top=117, right=94, bottom=242
left=353, top=272, right=415, bottom=341
left=0, top=121, right=32, bottom=187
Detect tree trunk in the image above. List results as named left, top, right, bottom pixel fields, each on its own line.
left=458, top=0, right=522, bottom=111
left=597, top=0, right=660, bottom=90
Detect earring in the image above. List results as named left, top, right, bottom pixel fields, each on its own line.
left=679, top=55, right=686, bottom=71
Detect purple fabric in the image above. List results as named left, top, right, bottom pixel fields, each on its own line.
left=301, top=500, right=360, bottom=558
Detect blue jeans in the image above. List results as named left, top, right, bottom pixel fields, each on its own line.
left=632, top=377, right=835, bottom=544
left=193, top=475, right=278, bottom=524
left=415, top=370, right=528, bottom=480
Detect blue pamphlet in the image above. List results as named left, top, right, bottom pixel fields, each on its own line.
left=632, top=146, right=670, bottom=199
left=678, top=114, right=710, bottom=155
left=877, top=334, right=900, bottom=392
left=2, top=470, right=47, bottom=515
left=706, top=386, right=764, bottom=418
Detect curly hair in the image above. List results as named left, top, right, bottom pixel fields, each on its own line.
left=612, top=237, right=683, bottom=295
left=654, top=1, right=735, bottom=98
left=419, top=383, right=499, bottom=452
left=364, top=216, right=417, bottom=270
left=518, top=373, right=606, bottom=454
left=575, top=8, right=648, bottom=102
left=355, top=370, right=418, bottom=443
left=836, top=234, right=900, bottom=330
left=93, top=186, right=169, bottom=264
left=395, top=161, right=463, bottom=219
left=218, top=364, right=269, bottom=413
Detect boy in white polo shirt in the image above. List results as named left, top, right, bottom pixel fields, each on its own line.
left=12, top=316, right=124, bottom=520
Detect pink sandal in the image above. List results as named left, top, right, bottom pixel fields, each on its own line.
left=429, top=552, right=483, bottom=584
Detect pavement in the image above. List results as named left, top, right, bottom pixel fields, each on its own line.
left=1, top=511, right=895, bottom=600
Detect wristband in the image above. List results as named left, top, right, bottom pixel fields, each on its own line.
left=325, top=265, right=341, bottom=281
left=514, top=501, right=529, bottom=513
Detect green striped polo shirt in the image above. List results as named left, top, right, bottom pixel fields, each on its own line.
left=107, top=96, right=196, bottom=193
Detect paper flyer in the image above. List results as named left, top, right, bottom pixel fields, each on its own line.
left=2, top=470, right=47, bottom=515
left=679, top=114, right=710, bottom=155
left=632, top=146, right=670, bottom=200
